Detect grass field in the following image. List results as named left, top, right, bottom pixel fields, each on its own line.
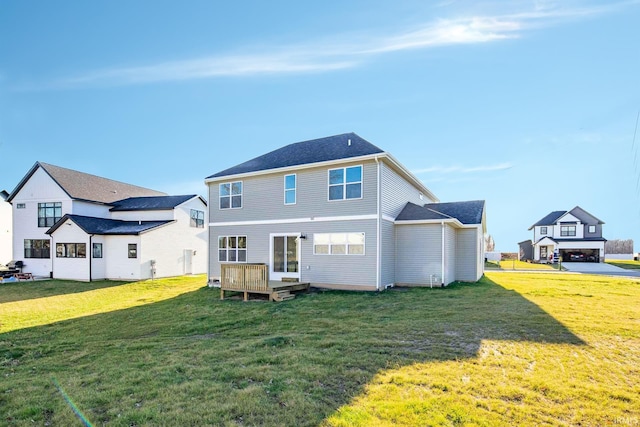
left=606, top=259, right=640, bottom=270
left=484, top=259, right=561, bottom=270
left=1, top=273, right=639, bottom=426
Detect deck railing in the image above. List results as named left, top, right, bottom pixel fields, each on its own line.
left=220, top=263, right=269, bottom=292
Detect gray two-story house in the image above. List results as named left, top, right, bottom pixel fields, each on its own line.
left=205, top=133, right=486, bottom=291
left=521, top=206, right=606, bottom=263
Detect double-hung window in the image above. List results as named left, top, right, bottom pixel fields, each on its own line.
left=219, top=182, right=242, bottom=209
left=328, top=166, right=362, bottom=201
left=284, top=174, right=296, bottom=205
left=190, top=209, right=205, bottom=228
left=38, top=202, right=62, bottom=227
left=560, top=225, right=576, bottom=237
left=540, top=226, right=547, bottom=235
left=218, top=236, right=247, bottom=262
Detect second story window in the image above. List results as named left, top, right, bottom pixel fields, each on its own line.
left=38, top=202, right=62, bottom=227
left=540, top=226, right=547, bottom=235
left=560, top=225, right=576, bottom=237
left=588, top=225, right=596, bottom=233
left=284, top=174, right=296, bottom=205
left=219, top=182, right=242, bottom=209
left=190, top=209, right=205, bottom=228
left=328, top=165, right=362, bottom=201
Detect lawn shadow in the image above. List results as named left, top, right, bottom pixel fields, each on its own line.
left=1, top=276, right=586, bottom=426
left=0, top=279, right=130, bottom=303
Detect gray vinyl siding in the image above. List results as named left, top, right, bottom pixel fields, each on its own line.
left=445, top=225, right=456, bottom=285
left=455, top=228, right=479, bottom=282
left=380, top=162, right=434, bottom=218
left=395, top=224, right=442, bottom=285
left=208, top=160, right=378, bottom=224
left=209, top=219, right=378, bottom=288
left=381, top=219, right=395, bottom=286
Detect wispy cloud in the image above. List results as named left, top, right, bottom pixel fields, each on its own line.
left=33, top=1, right=638, bottom=89
left=413, top=162, right=514, bottom=175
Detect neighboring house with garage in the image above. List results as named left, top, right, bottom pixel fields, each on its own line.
left=205, top=132, right=486, bottom=291
left=523, top=206, right=606, bottom=263
left=7, top=162, right=207, bottom=280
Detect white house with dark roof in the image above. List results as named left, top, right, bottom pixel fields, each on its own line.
left=205, top=133, right=486, bottom=290
left=523, top=206, right=606, bottom=263
left=7, top=162, right=207, bottom=280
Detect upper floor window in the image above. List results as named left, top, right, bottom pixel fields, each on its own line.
left=24, top=239, right=50, bottom=258
left=588, top=225, right=596, bottom=233
left=219, top=182, right=242, bottom=209
left=190, top=209, right=205, bottom=228
left=284, top=174, right=296, bottom=205
left=56, top=243, right=86, bottom=258
left=38, top=202, right=62, bottom=227
left=560, top=225, right=576, bottom=237
left=328, top=165, right=362, bottom=201
left=16, top=203, right=26, bottom=209
left=540, top=226, right=547, bottom=235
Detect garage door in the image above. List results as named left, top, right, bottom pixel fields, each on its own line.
left=559, top=249, right=599, bottom=262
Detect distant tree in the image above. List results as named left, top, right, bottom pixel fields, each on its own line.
left=605, top=239, right=634, bottom=254
left=484, top=234, right=495, bottom=252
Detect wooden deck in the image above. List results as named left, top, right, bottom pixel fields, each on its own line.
left=220, top=263, right=309, bottom=301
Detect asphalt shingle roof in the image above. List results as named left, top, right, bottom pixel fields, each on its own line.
left=207, top=133, right=384, bottom=179
left=8, top=162, right=166, bottom=204
left=46, top=215, right=173, bottom=235
left=528, top=211, right=567, bottom=229
left=110, top=195, right=199, bottom=211
left=396, top=200, right=485, bottom=225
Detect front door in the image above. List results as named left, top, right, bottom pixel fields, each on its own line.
left=270, top=234, right=300, bottom=281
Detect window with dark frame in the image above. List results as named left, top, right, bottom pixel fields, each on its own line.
left=128, top=244, right=138, bottom=258
left=560, top=225, right=576, bottom=237
left=190, top=209, right=205, bottom=228
left=37, top=202, right=62, bottom=227
left=16, top=203, right=26, bottom=209
left=24, top=239, right=50, bottom=258
left=540, top=226, right=547, bottom=235
left=93, top=243, right=103, bottom=258
left=56, top=243, right=87, bottom=258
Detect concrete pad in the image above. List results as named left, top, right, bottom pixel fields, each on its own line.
left=562, top=262, right=640, bottom=277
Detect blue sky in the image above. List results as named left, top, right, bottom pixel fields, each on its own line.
left=1, top=0, right=639, bottom=251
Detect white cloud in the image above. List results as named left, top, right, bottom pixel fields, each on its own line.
left=413, top=162, right=514, bottom=175
left=35, top=1, right=638, bottom=89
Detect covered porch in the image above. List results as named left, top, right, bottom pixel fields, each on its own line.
left=219, top=263, right=309, bottom=302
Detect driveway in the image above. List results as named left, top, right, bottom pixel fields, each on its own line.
left=562, top=262, right=640, bottom=277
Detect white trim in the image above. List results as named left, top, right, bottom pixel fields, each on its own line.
left=382, top=214, right=395, bottom=223
left=269, top=233, right=301, bottom=280
left=218, top=180, right=243, bottom=211
left=284, top=173, right=297, bottom=205
left=312, top=232, right=365, bottom=256
left=394, top=218, right=465, bottom=228
left=209, top=214, right=377, bottom=227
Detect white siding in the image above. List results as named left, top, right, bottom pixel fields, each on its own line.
left=104, top=236, right=143, bottom=280
left=110, top=210, right=176, bottom=221
left=72, top=201, right=111, bottom=218
left=0, top=198, right=12, bottom=264
left=445, top=224, right=456, bottom=285
left=50, top=220, right=91, bottom=281
left=91, top=236, right=106, bottom=280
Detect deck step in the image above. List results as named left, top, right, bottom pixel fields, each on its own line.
left=272, top=290, right=295, bottom=302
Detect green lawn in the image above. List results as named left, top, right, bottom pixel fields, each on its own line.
left=1, top=273, right=639, bottom=426
left=607, top=259, right=640, bottom=270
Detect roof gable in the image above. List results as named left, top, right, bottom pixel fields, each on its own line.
left=528, top=211, right=567, bottom=230
left=8, top=162, right=166, bottom=204
left=396, top=200, right=485, bottom=225
left=109, top=195, right=203, bottom=211
left=568, top=206, right=604, bottom=225
left=206, top=133, right=384, bottom=179
left=46, top=214, right=173, bottom=235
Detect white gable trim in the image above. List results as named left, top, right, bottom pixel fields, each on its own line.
left=556, top=212, right=581, bottom=223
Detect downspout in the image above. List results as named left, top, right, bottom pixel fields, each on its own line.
left=441, top=221, right=445, bottom=287
left=89, top=235, right=93, bottom=282
left=375, top=156, right=381, bottom=291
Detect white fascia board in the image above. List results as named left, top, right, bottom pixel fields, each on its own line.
left=204, top=154, right=382, bottom=184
